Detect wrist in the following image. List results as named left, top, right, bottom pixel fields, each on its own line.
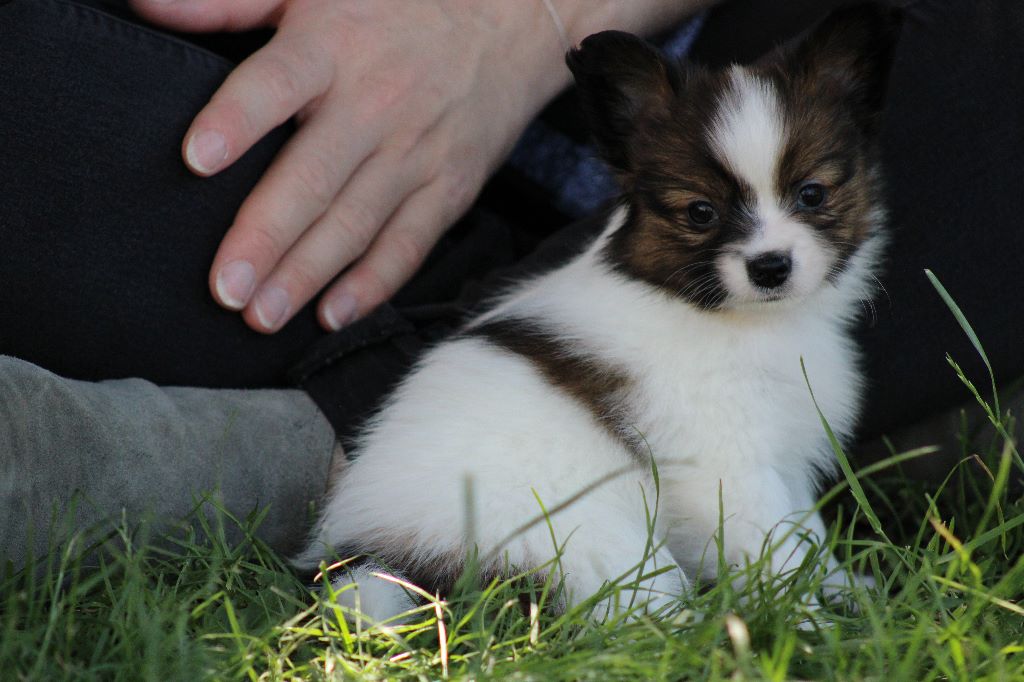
left=453, top=0, right=575, bottom=121
left=483, top=0, right=709, bottom=109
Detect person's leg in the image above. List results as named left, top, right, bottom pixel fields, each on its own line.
left=0, top=355, right=335, bottom=568
left=0, top=0, right=339, bottom=568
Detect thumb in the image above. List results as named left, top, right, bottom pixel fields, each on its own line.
left=128, top=0, right=285, bottom=33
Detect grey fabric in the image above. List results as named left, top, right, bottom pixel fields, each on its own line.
left=0, top=355, right=335, bottom=569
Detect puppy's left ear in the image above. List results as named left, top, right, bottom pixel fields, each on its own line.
left=787, top=2, right=904, bottom=136
left=567, top=31, right=680, bottom=173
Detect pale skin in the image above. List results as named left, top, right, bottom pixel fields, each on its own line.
left=129, top=0, right=713, bottom=334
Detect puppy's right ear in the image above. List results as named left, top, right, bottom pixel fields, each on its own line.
left=566, top=31, right=679, bottom=173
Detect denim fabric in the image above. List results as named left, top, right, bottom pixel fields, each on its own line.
left=0, top=0, right=310, bottom=388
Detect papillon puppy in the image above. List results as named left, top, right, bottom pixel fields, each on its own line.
left=296, top=3, right=902, bottom=621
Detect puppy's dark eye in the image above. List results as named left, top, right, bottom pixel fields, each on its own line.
left=687, top=201, right=718, bottom=227
left=797, top=182, right=827, bottom=209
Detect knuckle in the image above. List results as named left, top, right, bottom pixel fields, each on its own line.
left=358, top=266, right=394, bottom=305
left=325, top=200, right=381, bottom=251
left=350, top=233, right=426, bottom=304
left=280, top=258, right=327, bottom=298
left=233, top=218, right=290, bottom=263
left=367, top=82, right=403, bottom=116
left=386, top=232, right=429, bottom=276
left=437, top=166, right=477, bottom=218
left=383, top=131, right=420, bottom=159
left=290, top=153, right=339, bottom=208
left=257, top=53, right=307, bottom=112
left=355, top=75, right=412, bottom=125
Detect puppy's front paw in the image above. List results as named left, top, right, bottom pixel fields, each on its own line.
left=562, top=545, right=689, bottom=621
left=324, top=562, right=419, bottom=625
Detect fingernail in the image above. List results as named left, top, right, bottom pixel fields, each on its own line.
left=215, top=260, right=256, bottom=310
left=186, top=129, right=227, bottom=174
left=323, top=293, right=358, bottom=331
left=254, top=286, right=291, bottom=331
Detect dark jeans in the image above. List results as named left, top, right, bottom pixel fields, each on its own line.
left=1, top=0, right=1022, bottom=449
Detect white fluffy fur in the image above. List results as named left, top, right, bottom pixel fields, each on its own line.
left=328, top=564, right=418, bottom=625
left=298, top=65, right=883, bottom=621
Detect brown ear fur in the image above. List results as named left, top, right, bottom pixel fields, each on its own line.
left=776, top=2, right=904, bottom=136
left=566, top=31, right=681, bottom=173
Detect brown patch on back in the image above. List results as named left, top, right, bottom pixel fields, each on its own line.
left=466, top=317, right=651, bottom=462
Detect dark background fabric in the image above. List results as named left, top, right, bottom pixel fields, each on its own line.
left=1, top=0, right=1022, bottom=449
left=0, top=0, right=307, bottom=388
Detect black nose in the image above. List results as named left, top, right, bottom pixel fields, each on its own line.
left=746, top=252, right=792, bottom=289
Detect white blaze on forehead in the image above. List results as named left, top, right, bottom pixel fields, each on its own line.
left=706, top=70, right=839, bottom=305
left=707, top=66, right=786, bottom=204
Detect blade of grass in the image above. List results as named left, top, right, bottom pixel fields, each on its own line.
left=925, top=269, right=1024, bottom=473
left=801, top=358, right=889, bottom=542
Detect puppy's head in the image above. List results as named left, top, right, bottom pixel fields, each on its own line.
left=567, top=3, right=902, bottom=310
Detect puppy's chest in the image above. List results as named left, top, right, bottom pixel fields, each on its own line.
left=608, top=322, right=858, bottom=468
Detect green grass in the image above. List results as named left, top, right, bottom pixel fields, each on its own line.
left=3, top=278, right=1024, bottom=681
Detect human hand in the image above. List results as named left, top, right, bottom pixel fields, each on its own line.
left=130, top=0, right=571, bottom=332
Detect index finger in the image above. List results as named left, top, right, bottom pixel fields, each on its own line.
left=182, top=36, right=331, bottom=176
